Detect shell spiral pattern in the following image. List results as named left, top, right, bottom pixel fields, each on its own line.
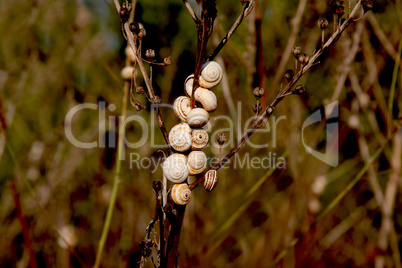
left=173, top=96, right=192, bottom=122
left=169, top=123, right=192, bottom=152
left=171, top=183, right=192, bottom=205
left=186, top=108, right=209, bottom=127
left=162, top=154, right=189, bottom=183
left=204, top=170, right=218, bottom=192
left=187, top=151, right=207, bottom=175
left=199, top=61, right=223, bottom=89
left=191, top=129, right=209, bottom=150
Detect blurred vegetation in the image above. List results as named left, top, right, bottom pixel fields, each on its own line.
left=0, top=0, right=401, bottom=267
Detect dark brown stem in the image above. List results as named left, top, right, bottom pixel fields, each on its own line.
left=165, top=205, right=186, bottom=268
left=191, top=0, right=217, bottom=108
left=11, top=181, right=38, bottom=268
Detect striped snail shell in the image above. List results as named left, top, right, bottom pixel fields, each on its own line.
left=204, top=170, right=218, bottom=192
left=187, top=151, right=207, bottom=175
left=184, top=74, right=199, bottom=97
left=191, top=128, right=209, bottom=150
left=162, top=153, right=189, bottom=183
left=169, top=123, right=192, bottom=152
left=186, top=108, right=209, bottom=128
left=171, top=183, right=191, bottom=205
left=173, top=96, right=191, bottom=122
left=199, top=61, right=223, bottom=89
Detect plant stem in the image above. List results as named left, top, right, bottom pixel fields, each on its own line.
left=94, top=82, right=129, bottom=268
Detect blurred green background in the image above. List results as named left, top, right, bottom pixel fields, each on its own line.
left=0, top=0, right=401, bottom=267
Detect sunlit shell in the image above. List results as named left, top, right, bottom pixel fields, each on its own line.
left=195, top=88, right=217, bottom=112
left=121, top=66, right=134, bottom=80
left=199, top=61, right=223, bottom=88
left=186, top=108, right=209, bottom=127
left=162, top=153, right=188, bottom=183
left=171, top=183, right=191, bottom=205
left=191, top=129, right=209, bottom=150
left=204, top=170, right=218, bottom=192
left=187, top=151, right=207, bottom=175
left=168, top=123, right=192, bottom=152
left=184, top=74, right=198, bottom=97
left=125, top=46, right=136, bottom=63
left=173, top=96, right=192, bottom=122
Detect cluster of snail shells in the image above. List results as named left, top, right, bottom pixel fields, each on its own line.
left=163, top=61, right=222, bottom=205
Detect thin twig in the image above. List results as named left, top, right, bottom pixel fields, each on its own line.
left=272, top=0, right=307, bottom=89
left=190, top=0, right=365, bottom=190
left=182, top=0, right=199, bottom=23
left=207, top=0, right=254, bottom=62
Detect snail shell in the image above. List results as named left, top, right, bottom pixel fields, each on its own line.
left=195, top=88, right=217, bottom=112
left=173, top=96, right=191, bottom=122
left=184, top=76, right=217, bottom=112
left=187, top=151, right=207, bottom=175
left=121, top=66, right=134, bottom=80
left=125, top=46, right=136, bottom=63
left=191, top=128, right=209, bottom=150
left=200, top=61, right=223, bottom=89
left=171, top=183, right=191, bottom=205
left=162, top=153, right=189, bottom=183
left=186, top=108, right=209, bottom=127
left=169, top=123, right=192, bottom=152
left=204, top=170, right=218, bottom=192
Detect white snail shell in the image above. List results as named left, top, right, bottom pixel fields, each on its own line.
left=187, top=151, right=207, bottom=175
left=169, top=123, right=192, bottom=152
left=186, top=108, right=209, bottom=127
left=199, top=61, right=223, bottom=89
left=121, top=66, right=134, bottom=80
left=171, top=183, right=191, bottom=205
left=191, top=128, right=209, bottom=150
left=184, top=74, right=199, bottom=97
left=173, top=96, right=192, bottom=122
left=204, top=170, right=218, bottom=192
left=195, top=88, right=217, bottom=112
left=162, top=153, right=189, bottom=183
left=184, top=76, right=217, bottom=112
left=125, top=46, right=136, bottom=63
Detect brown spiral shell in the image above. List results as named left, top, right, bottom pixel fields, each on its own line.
left=191, top=128, right=209, bottom=150
left=204, top=170, right=218, bottom=192
left=171, top=183, right=191, bottom=205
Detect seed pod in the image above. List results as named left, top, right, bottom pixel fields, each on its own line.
left=145, top=49, right=155, bottom=60
left=362, top=0, right=373, bottom=13
left=136, top=87, right=145, bottom=94
left=253, top=103, right=262, bottom=113
left=298, top=53, right=309, bottom=66
left=129, top=22, right=140, bottom=34
left=293, top=85, right=305, bottom=95
left=253, top=87, right=265, bottom=100
left=318, top=19, right=328, bottom=30
left=293, top=46, right=301, bottom=58
left=216, top=133, right=226, bottom=146
left=284, top=69, right=294, bottom=82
